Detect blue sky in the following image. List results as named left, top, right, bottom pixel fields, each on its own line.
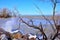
left=0, top=0, right=60, bottom=15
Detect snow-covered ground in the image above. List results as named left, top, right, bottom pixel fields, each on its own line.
left=0, top=17, right=20, bottom=33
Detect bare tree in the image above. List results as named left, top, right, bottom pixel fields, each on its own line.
left=20, top=17, right=47, bottom=40
left=17, top=0, right=60, bottom=40
left=0, top=8, right=12, bottom=18
left=33, top=0, right=60, bottom=40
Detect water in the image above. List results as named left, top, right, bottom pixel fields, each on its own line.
left=0, top=17, right=57, bottom=35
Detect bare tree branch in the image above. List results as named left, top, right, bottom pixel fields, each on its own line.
left=33, top=3, right=55, bottom=32
left=33, top=0, right=60, bottom=40
left=20, top=17, right=47, bottom=40
left=52, top=0, right=57, bottom=27
left=20, top=18, right=40, bottom=29
left=51, top=0, right=60, bottom=40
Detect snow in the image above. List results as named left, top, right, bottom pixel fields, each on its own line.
left=28, top=34, right=36, bottom=39
left=38, top=35, right=43, bottom=39
left=0, top=34, right=8, bottom=40
left=0, top=17, right=20, bottom=33
left=37, top=34, right=43, bottom=39
left=11, top=30, right=19, bottom=33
